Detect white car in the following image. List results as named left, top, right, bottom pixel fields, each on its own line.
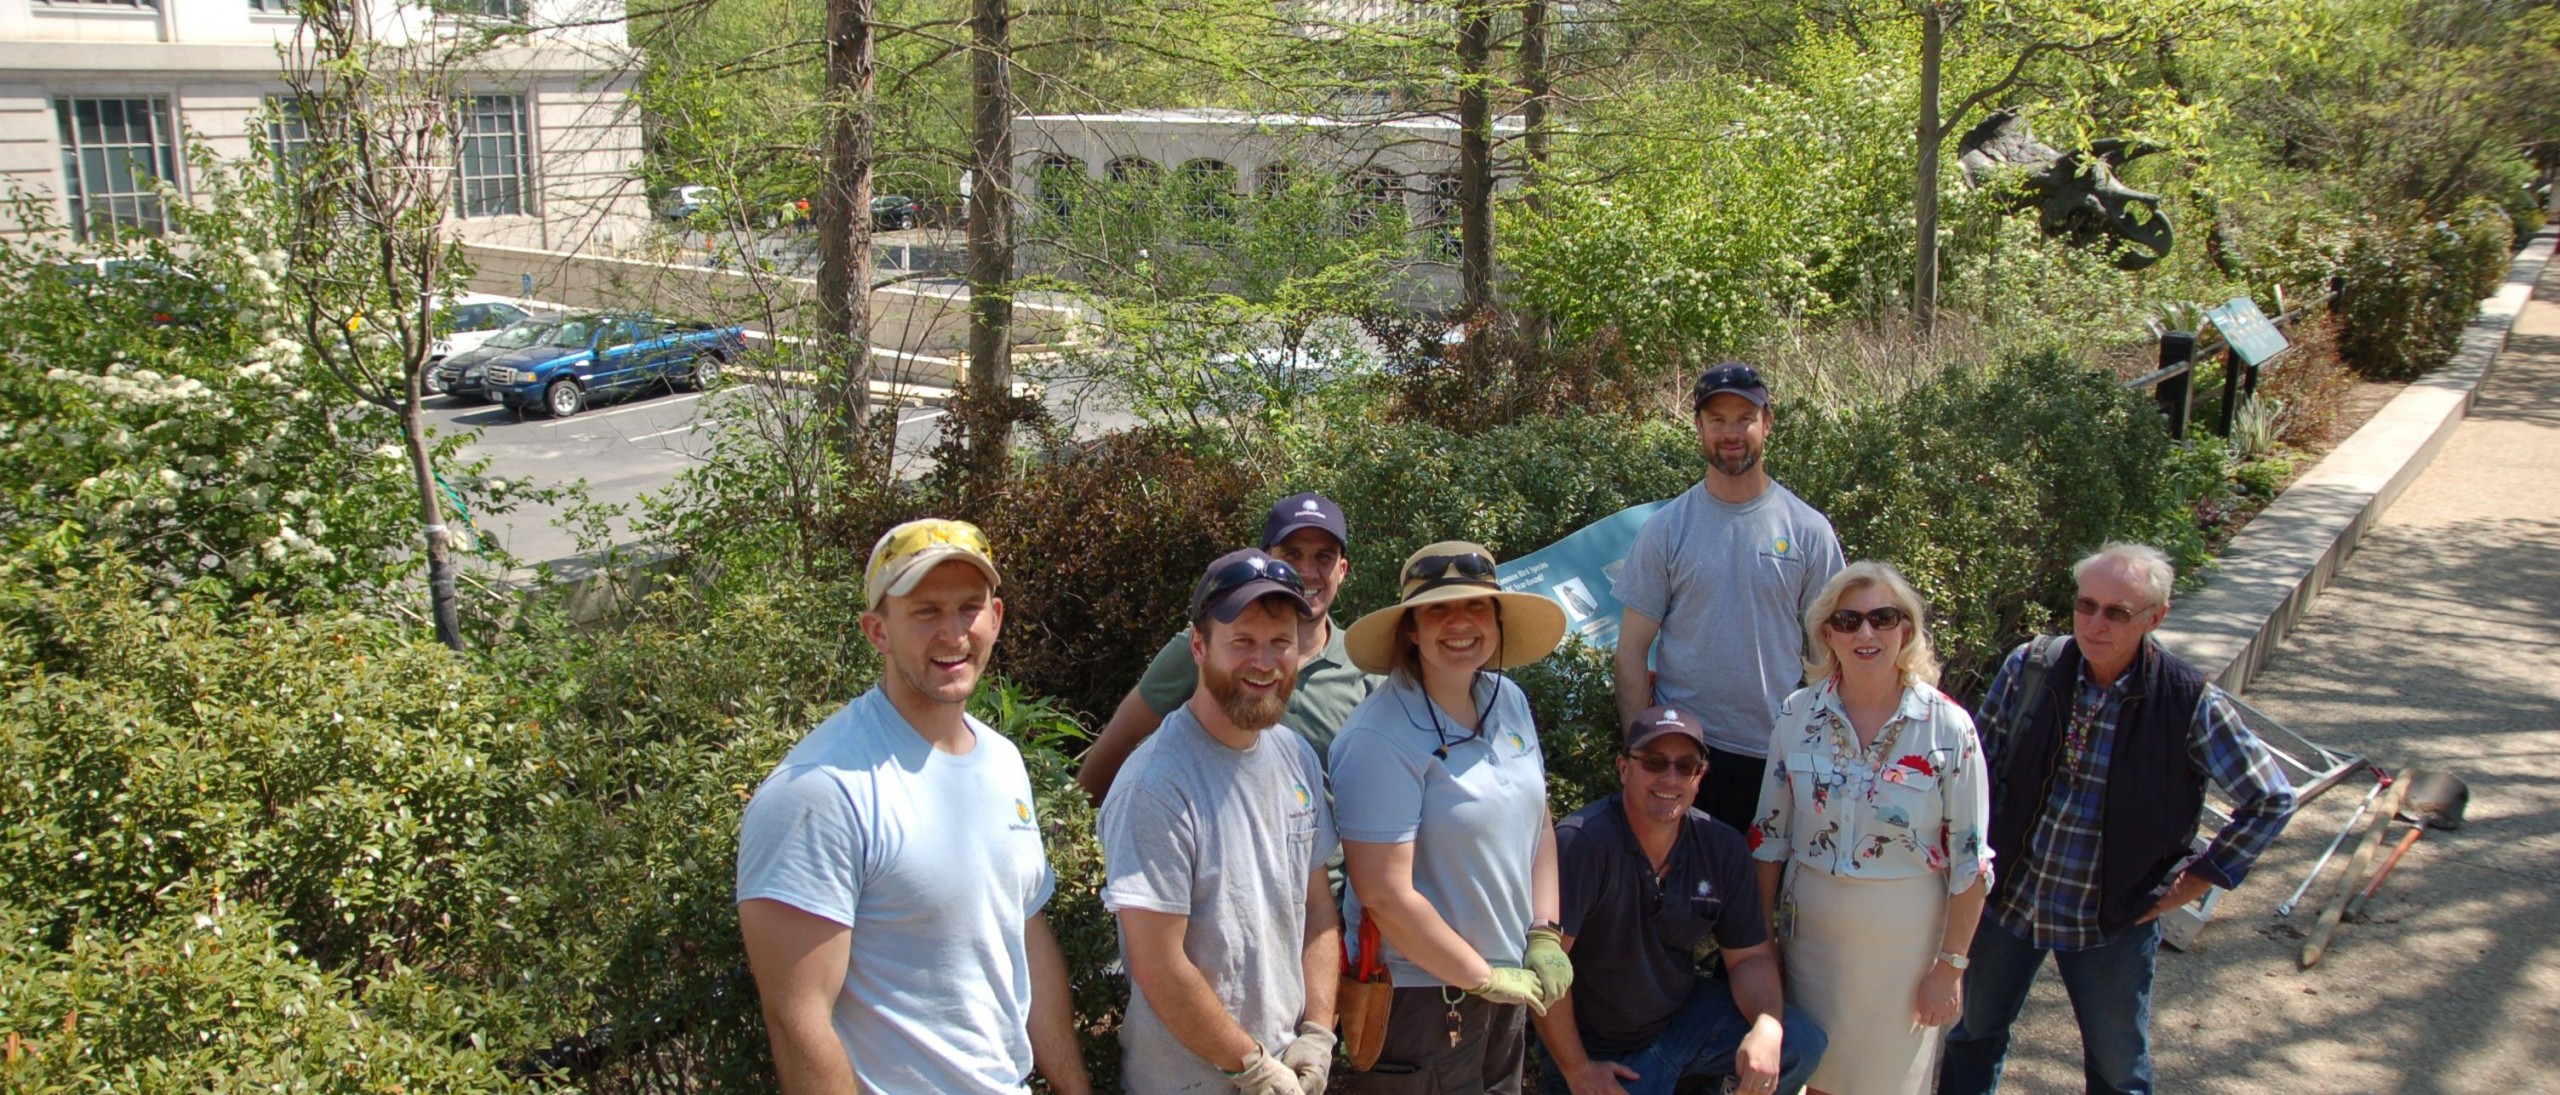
left=430, top=293, right=535, bottom=364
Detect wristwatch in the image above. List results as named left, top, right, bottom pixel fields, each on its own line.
left=1937, top=950, right=1971, bottom=970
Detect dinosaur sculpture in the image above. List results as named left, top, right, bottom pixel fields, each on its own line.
left=1955, top=109, right=2173, bottom=271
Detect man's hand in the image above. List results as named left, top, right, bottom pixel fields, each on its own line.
left=1733, top=1012, right=1784, bottom=1094
left=1914, top=963, right=1964, bottom=1027
left=1523, top=926, right=1574, bottom=1009
left=1469, top=967, right=1548, bottom=1012
left=1278, top=1022, right=1335, bottom=1095
left=1562, top=1058, right=1640, bottom=1095
left=1226, top=1046, right=1306, bottom=1095
left=2137, top=871, right=2215, bottom=925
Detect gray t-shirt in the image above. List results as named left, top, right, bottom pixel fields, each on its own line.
left=1615, top=480, right=1844, bottom=757
left=735, top=688, right=1055, bottom=1095
left=1329, top=674, right=1548, bottom=987
left=1135, top=617, right=1380, bottom=767
left=1100, top=705, right=1338, bottom=1094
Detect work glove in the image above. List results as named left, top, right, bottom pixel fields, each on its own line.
left=1523, top=925, right=1574, bottom=1009
left=1279, top=1021, right=1337, bottom=1095
left=1469, top=966, right=1549, bottom=1013
left=1225, top=1045, right=1306, bottom=1095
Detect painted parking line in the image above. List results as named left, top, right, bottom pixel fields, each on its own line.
left=530, top=391, right=705, bottom=427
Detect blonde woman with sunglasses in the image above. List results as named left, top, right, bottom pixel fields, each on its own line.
left=1746, top=561, right=1992, bottom=1095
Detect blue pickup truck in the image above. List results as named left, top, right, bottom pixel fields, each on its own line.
left=480, top=311, right=748, bottom=417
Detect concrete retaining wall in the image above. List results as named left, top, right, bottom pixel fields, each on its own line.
left=2159, top=231, right=2557, bottom=693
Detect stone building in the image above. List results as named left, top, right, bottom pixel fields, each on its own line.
left=0, top=0, right=649, bottom=249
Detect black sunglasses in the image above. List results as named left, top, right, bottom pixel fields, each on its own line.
left=1824, top=606, right=1910, bottom=633
left=2072, top=596, right=2153, bottom=625
left=1201, top=555, right=1303, bottom=600
left=1624, top=750, right=1707, bottom=777
left=1404, top=552, right=1496, bottom=589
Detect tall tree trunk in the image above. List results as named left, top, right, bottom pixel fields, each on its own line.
left=1914, top=2, right=1945, bottom=329
left=1517, top=0, right=1551, bottom=347
left=399, top=376, right=463, bottom=649
left=815, top=0, right=877, bottom=444
left=967, top=0, right=1016, bottom=465
left=1456, top=0, right=1496, bottom=319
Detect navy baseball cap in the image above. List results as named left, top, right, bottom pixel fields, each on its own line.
left=1691, top=361, right=1770, bottom=412
left=1261, top=492, right=1349, bottom=550
left=1192, top=549, right=1317, bottom=624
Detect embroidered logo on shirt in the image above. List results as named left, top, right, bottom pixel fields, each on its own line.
left=1010, top=798, right=1037, bottom=831
left=1293, top=782, right=1313, bottom=810
left=1503, top=729, right=1530, bottom=756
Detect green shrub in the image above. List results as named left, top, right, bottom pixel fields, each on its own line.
left=0, top=900, right=521, bottom=1094
left=1287, top=410, right=1700, bottom=620
left=2336, top=204, right=2513, bottom=380
left=0, top=558, right=531, bottom=972
left=1775, top=349, right=2219, bottom=699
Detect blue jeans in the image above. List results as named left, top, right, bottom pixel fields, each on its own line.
left=1938, top=917, right=2162, bottom=1095
left=1536, top=977, right=1827, bottom=1095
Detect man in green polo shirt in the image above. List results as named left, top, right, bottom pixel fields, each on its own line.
left=1075, top=492, right=1381, bottom=803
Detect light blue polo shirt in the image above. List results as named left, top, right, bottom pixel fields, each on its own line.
left=1329, top=673, right=1548, bottom=988
left=735, top=687, right=1056, bottom=1095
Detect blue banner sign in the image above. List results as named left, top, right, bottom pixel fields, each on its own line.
left=1496, top=499, right=1669, bottom=651
left=2203, top=296, right=2291, bottom=368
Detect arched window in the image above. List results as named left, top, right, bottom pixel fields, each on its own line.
left=1032, top=153, right=1082, bottom=224
left=1345, top=168, right=1400, bottom=231
left=1177, top=158, right=1238, bottom=221
left=1254, top=161, right=1296, bottom=200
left=1426, top=173, right=1462, bottom=258
left=1105, top=156, right=1162, bottom=185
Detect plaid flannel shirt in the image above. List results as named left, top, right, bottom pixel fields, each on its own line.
left=1976, top=639, right=2296, bottom=951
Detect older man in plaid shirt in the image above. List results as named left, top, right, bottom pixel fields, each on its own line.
left=1938, top=542, right=2296, bottom=1095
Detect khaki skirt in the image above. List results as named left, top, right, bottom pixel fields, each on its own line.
left=1778, top=864, right=1948, bottom=1095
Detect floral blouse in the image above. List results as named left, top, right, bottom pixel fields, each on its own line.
left=1748, top=678, right=1994, bottom=897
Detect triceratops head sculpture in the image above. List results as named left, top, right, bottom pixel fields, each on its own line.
left=1956, top=109, right=2172, bottom=271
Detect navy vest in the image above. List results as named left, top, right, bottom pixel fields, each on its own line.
left=1986, top=637, right=2206, bottom=939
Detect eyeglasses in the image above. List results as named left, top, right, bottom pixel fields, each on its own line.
left=1403, top=551, right=1496, bottom=590
left=1624, top=751, right=1707, bottom=777
left=2072, top=596, right=2154, bottom=625
left=1824, top=606, right=1910, bottom=633
left=1201, top=554, right=1303, bottom=599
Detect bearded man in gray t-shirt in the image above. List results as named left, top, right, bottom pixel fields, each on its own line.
left=1100, top=550, right=1344, bottom=1095
left=1613, top=362, right=1844, bottom=834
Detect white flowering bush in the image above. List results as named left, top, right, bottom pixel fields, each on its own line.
left=0, top=171, right=493, bottom=612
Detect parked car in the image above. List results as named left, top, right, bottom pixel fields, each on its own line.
left=430, top=294, right=533, bottom=364
left=871, top=194, right=921, bottom=231
left=429, top=309, right=560, bottom=400
left=660, top=184, right=719, bottom=221
left=480, top=311, right=748, bottom=417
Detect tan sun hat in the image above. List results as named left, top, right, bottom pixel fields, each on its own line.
left=1344, top=540, right=1568, bottom=676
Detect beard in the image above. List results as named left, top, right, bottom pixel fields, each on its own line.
left=1203, top=657, right=1295, bottom=732
left=1707, top=440, right=1763, bottom=478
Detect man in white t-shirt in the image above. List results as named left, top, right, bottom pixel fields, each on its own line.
left=735, top=518, right=1091, bottom=1095
left=1101, top=549, right=1343, bottom=1095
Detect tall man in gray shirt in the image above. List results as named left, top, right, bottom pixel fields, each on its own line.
left=1613, top=362, right=1844, bottom=833
left=1101, top=550, right=1343, bottom=1095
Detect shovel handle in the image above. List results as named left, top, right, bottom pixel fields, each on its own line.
left=2347, top=822, right=2429, bottom=918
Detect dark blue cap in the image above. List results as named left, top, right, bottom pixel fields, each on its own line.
left=1261, top=492, right=1349, bottom=550
left=1691, top=361, right=1770, bottom=412
left=1192, top=549, right=1316, bottom=624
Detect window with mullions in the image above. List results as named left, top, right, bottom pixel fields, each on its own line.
left=56, top=96, right=179, bottom=240
left=263, top=96, right=312, bottom=180
left=35, top=0, right=159, bottom=10
left=246, top=0, right=294, bottom=12
left=456, top=94, right=530, bottom=218
left=436, top=0, right=527, bottom=21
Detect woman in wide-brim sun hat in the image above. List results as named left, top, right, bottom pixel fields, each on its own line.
left=1328, top=541, right=1569, bottom=1091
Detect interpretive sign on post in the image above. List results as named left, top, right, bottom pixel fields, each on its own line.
left=2204, top=295, right=2291, bottom=367
left=1496, top=499, right=1668, bottom=651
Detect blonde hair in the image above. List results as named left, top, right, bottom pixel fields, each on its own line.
left=1801, top=560, right=1942, bottom=688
